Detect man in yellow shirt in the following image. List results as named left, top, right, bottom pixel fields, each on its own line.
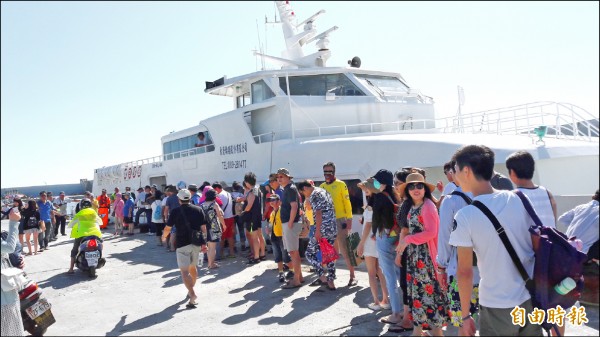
left=319, top=161, right=357, bottom=286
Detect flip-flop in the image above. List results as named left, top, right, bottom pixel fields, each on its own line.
left=379, top=316, right=400, bottom=325
left=387, top=326, right=414, bottom=333
left=186, top=303, right=197, bottom=308
left=347, top=278, right=358, bottom=287
left=281, top=282, right=302, bottom=289
left=66, top=270, right=75, bottom=275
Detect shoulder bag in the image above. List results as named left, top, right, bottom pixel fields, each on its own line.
left=179, top=207, right=205, bottom=246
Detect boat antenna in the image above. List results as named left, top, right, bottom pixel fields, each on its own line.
left=256, top=19, right=266, bottom=71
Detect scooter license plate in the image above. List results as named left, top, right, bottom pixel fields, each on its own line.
left=85, top=251, right=100, bottom=267
left=26, top=298, right=52, bottom=320
left=33, top=308, right=56, bottom=329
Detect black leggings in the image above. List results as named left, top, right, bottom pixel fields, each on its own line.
left=400, top=250, right=410, bottom=305
left=588, top=240, right=599, bottom=261
left=153, top=222, right=165, bottom=237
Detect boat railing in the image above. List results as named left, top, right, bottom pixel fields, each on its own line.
left=111, top=145, right=217, bottom=168
left=161, top=145, right=216, bottom=161
left=250, top=101, right=598, bottom=143
left=441, top=101, right=599, bottom=141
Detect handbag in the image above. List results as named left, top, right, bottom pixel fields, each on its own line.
left=179, top=207, right=204, bottom=246
left=345, top=232, right=364, bottom=267
left=1, top=258, right=27, bottom=292
left=319, top=238, right=339, bottom=264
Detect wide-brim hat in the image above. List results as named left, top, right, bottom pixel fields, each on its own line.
left=358, top=177, right=380, bottom=194
left=397, top=172, right=436, bottom=199
left=277, top=168, right=293, bottom=179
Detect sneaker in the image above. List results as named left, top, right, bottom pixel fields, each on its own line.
left=285, top=271, right=294, bottom=280
left=278, top=272, right=286, bottom=283
left=379, top=302, right=391, bottom=310
left=368, top=303, right=382, bottom=311
left=283, top=265, right=290, bottom=272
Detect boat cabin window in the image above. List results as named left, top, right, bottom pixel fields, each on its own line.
left=162, top=131, right=215, bottom=160
left=251, top=80, right=275, bottom=104
left=355, top=74, right=409, bottom=95
left=236, top=92, right=251, bottom=109
left=279, top=74, right=365, bottom=96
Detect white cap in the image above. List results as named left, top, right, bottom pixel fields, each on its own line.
left=177, top=189, right=191, bottom=201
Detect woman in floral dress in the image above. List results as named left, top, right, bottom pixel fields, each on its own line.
left=397, top=172, right=449, bottom=336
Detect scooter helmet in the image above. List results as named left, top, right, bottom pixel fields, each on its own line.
left=80, top=198, right=92, bottom=209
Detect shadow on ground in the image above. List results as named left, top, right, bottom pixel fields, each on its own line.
left=104, top=298, right=189, bottom=336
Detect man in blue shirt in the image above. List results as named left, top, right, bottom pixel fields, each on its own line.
left=123, top=192, right=136, bottom=235
left=37, top=191, right=54, bottom=251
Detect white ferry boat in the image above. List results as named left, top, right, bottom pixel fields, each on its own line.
left=92, top=1, right=599, bottom=218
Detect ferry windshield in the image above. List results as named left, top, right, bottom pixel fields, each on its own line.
left=355, top=74, right=409, bottom=96
left=279, top=74, right=365, bottom=96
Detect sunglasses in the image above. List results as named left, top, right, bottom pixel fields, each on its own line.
left=276, top=176, right=285, bottom=179
left=323, top=170, right=334, bottom=175
left=408, top=183, right=425, bottom=191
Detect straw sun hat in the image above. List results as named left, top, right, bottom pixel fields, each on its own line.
left=397, top=172, right=436, bottom=199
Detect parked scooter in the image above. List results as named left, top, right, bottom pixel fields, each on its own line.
left=1, top=230, right=54, bottom=336
left=75, top=235, right=106, bottom=277
left=19, top=276, right=56, bottom=336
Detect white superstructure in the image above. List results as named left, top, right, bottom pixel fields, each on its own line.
left=92, top=1, right=599, bottom=218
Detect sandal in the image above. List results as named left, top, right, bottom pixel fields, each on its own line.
left=379, top=315, right=400, bottom=325
left=387, top=325, right=414, bottom=333
left=347, top=277, right=358, bottom=287
left=281, top=282, right=302, bottom=289
left=310, top=279, right=326, bottom=287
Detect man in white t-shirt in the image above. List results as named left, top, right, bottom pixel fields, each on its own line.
left=213, top=182, right=236, bottom=258
left=506, top=150, right=557, bottom=229
left=437, top=161, right=458, bottom=206
left=449, top=145, right=541, bottom=337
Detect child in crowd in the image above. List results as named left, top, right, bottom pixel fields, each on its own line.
left=266, top=194, right=292, bottom=282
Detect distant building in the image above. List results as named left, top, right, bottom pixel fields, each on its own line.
left=1, top=180, right=93, bottom=199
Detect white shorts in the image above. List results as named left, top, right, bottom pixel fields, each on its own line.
left=176, top=244, right=201, bottom=268
left=363, top=234, right=378, bottom=258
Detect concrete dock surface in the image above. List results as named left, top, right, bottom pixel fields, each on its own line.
left=2, top=219, right=598, bottom=336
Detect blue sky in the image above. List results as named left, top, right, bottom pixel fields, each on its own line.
left=1, top=1, right=598, bottom=188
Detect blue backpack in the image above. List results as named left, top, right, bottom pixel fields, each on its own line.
left=153, top=201, right=162, bottom=221
left=473, top=190, right=588, bottom=336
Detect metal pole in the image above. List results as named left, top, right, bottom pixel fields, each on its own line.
left=270, top=131, right=274, bottom=173
left=286, top=72, right=294, bottom=141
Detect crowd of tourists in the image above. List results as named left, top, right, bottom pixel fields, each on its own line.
left=2, top=145, right=598, bottom=336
